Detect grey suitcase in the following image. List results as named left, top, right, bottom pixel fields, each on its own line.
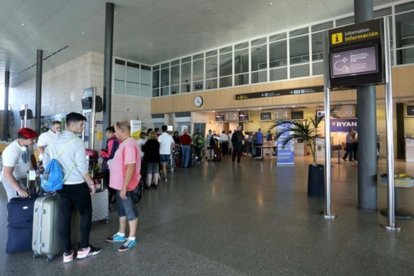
left=32, top=194, right=80, bottom=261
left=91, top=189, right=109, bottom=223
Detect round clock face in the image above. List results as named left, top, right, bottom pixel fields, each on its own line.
left=194, top=96, right=203, bottom=107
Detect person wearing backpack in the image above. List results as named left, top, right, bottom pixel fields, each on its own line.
left=43, top=112, right=101, bottom=263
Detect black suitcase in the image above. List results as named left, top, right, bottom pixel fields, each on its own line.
left=6, top=197, right=36, bottom=253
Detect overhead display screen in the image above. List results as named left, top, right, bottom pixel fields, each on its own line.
left=330, top=45, right=378, bottom=78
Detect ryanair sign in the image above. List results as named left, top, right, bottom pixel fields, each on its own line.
left=329, top=19, right=381, bottom=48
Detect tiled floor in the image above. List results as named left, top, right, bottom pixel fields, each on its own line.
left=1, top=156, right=414, bottom=275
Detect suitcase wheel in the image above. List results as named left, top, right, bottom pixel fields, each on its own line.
left=47, top=255, right=54, bottom=262
left=33, top=253, right=39, bottom=259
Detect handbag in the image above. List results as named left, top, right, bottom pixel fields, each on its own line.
left=128, top=182, right=144, bottom=204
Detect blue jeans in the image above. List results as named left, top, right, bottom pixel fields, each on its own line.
left=181, top=145, right=191, bottom=168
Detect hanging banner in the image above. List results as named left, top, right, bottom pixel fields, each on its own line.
left=277, top=123, right=295, bottom=166
left=330, top=118, right=358, bottom=132
left=130, top=120, right=141, bottom=139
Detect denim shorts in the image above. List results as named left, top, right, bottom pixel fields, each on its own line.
left=160, top=154, right=170, bottom=163
left=146, top=162, right=159, bottom=174
left=116, top=191, right=138, bottom=220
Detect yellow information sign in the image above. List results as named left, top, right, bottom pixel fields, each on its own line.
left=331, top=32, right=343, bottom=45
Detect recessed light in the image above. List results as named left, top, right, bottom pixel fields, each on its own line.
left=81, top=31, right=85, bottom=35
left=268, top=2, right=273, bottom=6
left=21, top=23, right=25, bottom=26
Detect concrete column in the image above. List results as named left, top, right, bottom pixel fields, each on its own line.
left=354, top=0, right=377, bottom=211
left=103, top=2, right=114, bottom=145
left=35, top=49, right=43, bottom=134
left=3, top=71, right=10, bottom=140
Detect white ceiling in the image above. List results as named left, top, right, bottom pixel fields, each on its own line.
left=0, top=0, right=396, bottom=86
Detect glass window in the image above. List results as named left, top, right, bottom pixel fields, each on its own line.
left=161, top=67, right=169, bottom=86
left=171, top=59, right=180, bottom=66
left=114, top=80, right=125, bottom=95
left=269, top=40, right=287, bottom=68
left=152, top=65, right=159, bottom=71
left=181, top=56, right=191, bottom=63
left=269, top=33, right=287, bottom=43
left=220, top=46, right=232, bottom=54
left=396, top=48, right=414, bottom=65
left=171, top=85, right=179, bottom=95
left=152, top=88, right=159, bottom=97
left=235, top=42, right=249, bottom=50
left=126, top=82, right=139, bottom=96
left=206, top=79, right=217, bottom=90
left=181, top=62, right=191, bottom=92
left=193, top=81, right=203, bottom=91
left=219, top=76, right=232, bottom=88
left=193, top=59, right=204, bottom=81
left=161, top=87, right=169, bottom=96
left=235, top=73, right=249, bottom=86
left=206, top=50, right=217, bottom=57
left=312, top=61, right=323, bottom=76
left=290, top=36, right=309, bottom=65
left=126, top=64, right=139, bottom=83
left=234, top=48, right=249, bottom=74
left=252, top=71, right=267, bottom=83
left=206, top=55, right=218, bottom=79
left=141, top=67, right=151, bottom=85
left=152, top=70, right=159, bottom=88
left=220, top=52, right=232, bottom=76
left=251, top=37, right=266, bottom=47
left=193, top=53, right=204, bottom=60
left=374, top=7, right=391, bottom=18
left=251, top=44, right=267, bottom=71
left=336, top=16, right=354, bottom=27
left=290, top=64, right=309, bottom=78
left=396, top=2, right=414, bottom=13
left=270, top=67, right=287, bottom=81
left=396, top=11, right=414, bottom=48
left=171, top=66, right=179, bottom=85
left=311, top=21, right=333, bottom=33
left=311, top=32, right=324, bottom=61
left=289, top=27, right=308, bottom=37
left=161, top=62, right=169, bottom=69
left=114, top=63, right=125, bottom=81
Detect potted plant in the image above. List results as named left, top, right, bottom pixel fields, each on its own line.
left=270, top=108, right=339, bottom=197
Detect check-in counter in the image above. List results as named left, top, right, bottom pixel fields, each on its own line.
left=406, top=137, right=414, bottom=163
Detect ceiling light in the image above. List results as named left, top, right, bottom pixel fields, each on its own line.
left=81, top=31, right=85, bottom=35
left=21, top=23, right=25, bottom=26
left=268, top=2, right=273, bottom=6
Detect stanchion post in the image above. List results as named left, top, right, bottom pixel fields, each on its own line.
left=383, top=17, right=400, bottom=232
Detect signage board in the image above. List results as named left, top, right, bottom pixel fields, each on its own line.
left=328, top=18, right=384, bottom=88
left=330, top=118, right=358, bottom=132
left=276, top=123, right=295, bottom=166
left=260, top=112, right=272, bottom=121
left=235, top=86, right=323, bottom=100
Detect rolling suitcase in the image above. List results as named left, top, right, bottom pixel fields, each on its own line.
left=6, top=197, right=36, bottom=253
left=32, top=194, right=80, bottom=261
left=91, top=189, right=109, bottom=223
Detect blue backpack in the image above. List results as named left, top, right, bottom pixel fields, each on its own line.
left=41, top=138, right=77, bottom=192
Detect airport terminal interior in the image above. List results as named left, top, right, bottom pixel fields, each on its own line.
left=1, top=0, right=414, bottom=275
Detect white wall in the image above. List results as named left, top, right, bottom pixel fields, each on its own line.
left=8, top=51, right=152, bottom=138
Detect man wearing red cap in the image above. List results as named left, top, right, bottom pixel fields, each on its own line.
left=1, top=128, right=37, bottom=201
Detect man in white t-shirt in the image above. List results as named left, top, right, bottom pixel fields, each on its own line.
left=37, top=120, right=61, bottom=161
left=1, top=128, right=37, bottom=201
left=157, top=125, right=174, bottom=181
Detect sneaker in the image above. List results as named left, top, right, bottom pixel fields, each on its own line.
left=118, top=239, right=137, bottom=252
left=76, top=246, right=102, bottom=260
left=63, top=249, right=74, bottom=263
left=106, top=233, right=127, bottom=243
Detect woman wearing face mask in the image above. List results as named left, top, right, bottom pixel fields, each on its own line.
left=1, top=128, right=38, bottom=201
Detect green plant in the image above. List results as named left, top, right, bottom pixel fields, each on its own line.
left=270, top=107, right=339, bottom=166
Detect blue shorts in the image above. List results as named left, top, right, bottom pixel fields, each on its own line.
left=160, top=154, right=170, bottom=163
left=116, top=191, right=138, bottom=220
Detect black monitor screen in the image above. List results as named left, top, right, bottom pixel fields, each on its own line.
left=291, top=111, right=304, bottom=119
left=330, top=45, right=378, bottom=78
left=81, top=97, right=92, bottom=110
left=239, top=112, right=249, bottom=122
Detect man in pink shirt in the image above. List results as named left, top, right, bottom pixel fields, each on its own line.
left=105, top=120, right=141, bottom=252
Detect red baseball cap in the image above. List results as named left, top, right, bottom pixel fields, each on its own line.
left=17, top=128, right=38, bottom=139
